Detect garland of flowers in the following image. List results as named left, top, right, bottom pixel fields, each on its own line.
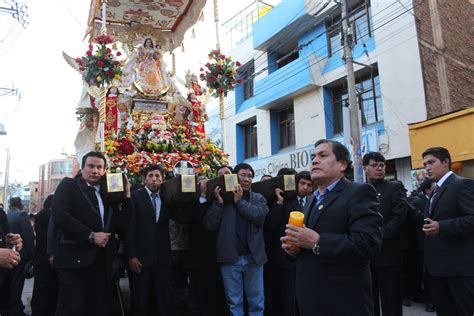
left=102, top=116, right=228, bottom=184
left=76, top=35, right=123, bottom=88
left=199, top=49, right=242, bottom=97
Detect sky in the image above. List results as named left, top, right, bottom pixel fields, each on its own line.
left=0, top=0, right=260, bottom=185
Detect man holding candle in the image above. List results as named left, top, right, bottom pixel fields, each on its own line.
left=203, top=163, right=268, bottom=316
left=281, top=139, right=383, bottom=316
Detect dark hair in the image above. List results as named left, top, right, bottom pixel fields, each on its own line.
left=82, top=151, right=107, bottom=169
left=277, top=168, right=297, bottom=176
left=142, top=164, right=164, bottom=178
left=422, top=147, right=451, bottom=169
left=143, top=37, right=154, bottom=48
left=362, top=152, right=386, bottom=166
left=9, top=197, right=22, bottom=209
left=43, top=194, right=54, bottom=209
left=418, top=178, right=433, bottom=193
left=217, top=165, right=232, bottom=174
left=234, top=163, right=255, bottom=178
left=314, top=139, right=353, bottom=174
left=260, top=174, right=272, bottom=180
left=296, top=171, right=311, bottom=183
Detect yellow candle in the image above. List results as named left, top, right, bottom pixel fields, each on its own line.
left=287, top=211, right=304, bottom=251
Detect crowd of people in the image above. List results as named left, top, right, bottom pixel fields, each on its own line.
left=0, top=140, right=472, bottom=316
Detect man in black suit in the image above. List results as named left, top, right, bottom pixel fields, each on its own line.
left=7, top=197, right=35, bottom=316
left=125, top=164, right=175, bottom=316
left=267, top=170, right=312, bottom=316
left=282, top=139, right=383, bottom=316
left=421, top=147, right=474, bottom=316
left=409, top=179, right=435, bottom=312
left=31, top=194, right=58, bottom=316
left=0, top=204, right=22, bottom=314
left=52, top=151, right=132, bottom=316
left=362, top=152, right=406, bottom=316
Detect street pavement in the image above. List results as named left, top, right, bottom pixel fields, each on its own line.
left=21, top=277, right=435, bottom=316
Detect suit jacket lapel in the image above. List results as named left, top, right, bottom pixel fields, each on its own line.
left=308, top=178, right=347, bottom=228
left=302, top=195, right=315, bottom=224
left=77, top=178, right=102, bottom=219
left=140, top=189, right=156, bottom=221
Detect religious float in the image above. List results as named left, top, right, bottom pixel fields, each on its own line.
left=65, top=0, right=241, bottom=184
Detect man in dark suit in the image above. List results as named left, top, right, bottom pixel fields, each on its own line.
left=267, top=170, right=312, bottom=316
left=31, top=194, right=58, bottom=316
left=52, top=151, right=132, bottom=316
left=362, top=152, right=406, bottom=316
left=0, top=204, right=22, bottom=314
left=409, top=179, right=435, bottom=312
left=7, top=197, right=35, bottom=316
left=125, top=164, right=175, bottom=316
left=282, top=139, right=383, bottom=316
left=421, top=147, right=474, bottom=316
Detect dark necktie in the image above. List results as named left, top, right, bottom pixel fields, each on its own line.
left=429, top=184, right=440, bottom=215
left=151, top=192, right=158, bottom=222
left=299, top=198, right=305, bottom=209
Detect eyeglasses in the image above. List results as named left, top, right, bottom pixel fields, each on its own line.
left=237, top=173, right=253, bottom=179
left=368, top=162, right=386, bottom=169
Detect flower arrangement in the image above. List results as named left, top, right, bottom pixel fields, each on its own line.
left=76, top=35, right=123, bottom=88
left=200, top=49, right=242, bottom=97
left=103, top=114, right=228, bottom=184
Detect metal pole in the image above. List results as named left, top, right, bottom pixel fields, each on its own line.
left=341, top=0, right=363, bottom=182
left=213, top=0, right=225, bottom=150
left=3, top=148, right=10, bottom=208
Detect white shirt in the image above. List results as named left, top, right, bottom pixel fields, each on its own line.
left=436, top=171, right=453, bottom=188
left=298, top=196, right=307, bottom=208
left=89, top=184, right=105, bottom=227
left=145, top=187, right=161, bottom=222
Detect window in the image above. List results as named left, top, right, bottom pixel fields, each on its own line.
left=242, top=120, right=258, bottom=159
left=326, top=1, right=372, bottom=57
left=331, top=72, right=382, bottom=135
left=276, top=49, right=299, bottom=69
left=239, top=61, right=254, bottom=100
left=279, top=108, right=295, bottom=149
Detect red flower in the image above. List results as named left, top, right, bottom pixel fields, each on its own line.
left=237, top=78, right=243, bottom=84
left=236, top=61, right=241, bottom=67
left=119, top=139, right=134, bottom=155
left=220, top=54, right=226, bottom=60
left=116, top=51, right=122, bottom=57
left=199, top=73, right=205, bottom=79
left=199, top=67, right=204, bottom=71
left=216, top=65, right=222, bottom=71
left=114, top=60, right=120, bottom=65
left=86, top=50, right=92, bottom=56
left=97, top=60, right=104, bottom=67
left=106, top=48, right=111, bottom=53
left=205, top=62, right=211, bottom=68
left=209, top=76, right=216, bottom=82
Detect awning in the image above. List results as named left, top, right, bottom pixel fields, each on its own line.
left=408, top=108, right=474, bottom=168
left=87, top=0, right=206, bottom=51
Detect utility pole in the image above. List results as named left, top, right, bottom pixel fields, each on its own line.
left=0, top=2, right=29, bottom=28
left=341, top=0, right=363, bottom=182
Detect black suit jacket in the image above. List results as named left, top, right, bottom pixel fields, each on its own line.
left=125, top=188, right=172, bottom=267
left=7, top=208, right=35, bottom=260
left=52, top=177, right=131, bottom=271
left=371, top=180, right=406, bottom=266
left=424, top=173, right=474, bottom=277
left=296, top=178, right=383, bottom=316
left=33, top=208, right=52, bottom=267
left=267, top=198, right=302, bottom=269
